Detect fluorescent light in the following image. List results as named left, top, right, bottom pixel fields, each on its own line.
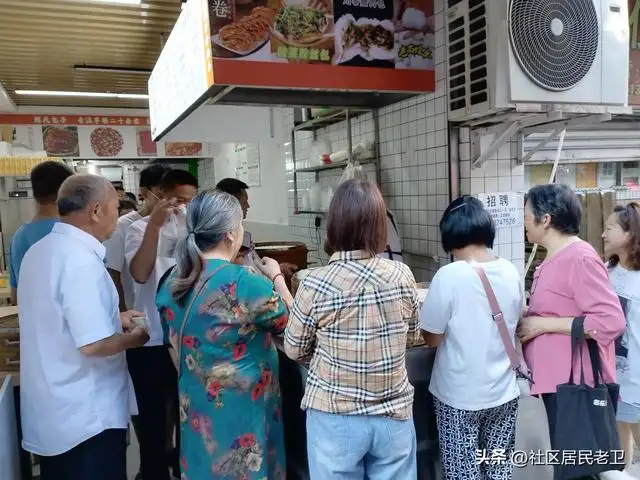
left=15, top=90, right=148, bottom=100
left=87, top=0, right=142, bottom=5
left=74, top=65, right=151, bottom=75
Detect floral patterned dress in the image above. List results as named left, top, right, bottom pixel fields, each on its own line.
left=156, top=259, right=288, bottom=480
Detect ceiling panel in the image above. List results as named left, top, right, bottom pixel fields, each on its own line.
left=0, top=0, right=182, bottom=109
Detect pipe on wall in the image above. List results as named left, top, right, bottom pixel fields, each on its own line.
left=448, top=124, right=460, bottom=201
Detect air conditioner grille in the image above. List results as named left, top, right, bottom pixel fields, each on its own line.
left=509, top=0, right=599, bottom=91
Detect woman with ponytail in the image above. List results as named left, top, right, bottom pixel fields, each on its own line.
left=156, top=189, right=293, bottom=480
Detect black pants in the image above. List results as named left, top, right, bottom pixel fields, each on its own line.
left=40, top=428, right=127, bottom=480
left=127, top=345, right=178, bottom=480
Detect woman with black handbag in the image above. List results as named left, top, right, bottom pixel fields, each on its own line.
left=518, top=185, right=626, bottom=479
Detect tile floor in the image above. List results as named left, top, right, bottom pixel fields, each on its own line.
left=124, top=396, right=640, bottom=480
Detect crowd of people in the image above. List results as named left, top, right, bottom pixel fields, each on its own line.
left=9, top=160, right=639, bottom=480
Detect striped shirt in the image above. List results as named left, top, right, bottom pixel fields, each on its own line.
left=284, top=250, right=421, bottom=419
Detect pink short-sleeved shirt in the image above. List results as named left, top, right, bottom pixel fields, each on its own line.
left=525, top=240, right=625, bottom=395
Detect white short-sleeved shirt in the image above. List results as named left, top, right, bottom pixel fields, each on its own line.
left=18, top=222, right=137, bottom=456
left=420, top=259, right=523, bottom=411
left=124, top=218, right=176, bottom=347
left=609, top=265, right=640, bottom=407
left=103, top=211, right=142, bottom=310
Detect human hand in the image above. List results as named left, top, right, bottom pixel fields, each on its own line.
left=128, top=325, right=150, bottom=348
left=120, top=310, right=145, bottom=331
left=149, top=198, right=177, bottom=228
left=279, top=262, right=298, bottom=278
left=258, top=256, right=281, bottom=280
left=517, top=316, right=548, bottom=343
left=233, top=252, right=246, bottom=265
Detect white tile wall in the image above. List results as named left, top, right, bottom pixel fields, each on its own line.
left=198, top=157, right=216, bottom=188
left=458, top=128, right=526, bottom=276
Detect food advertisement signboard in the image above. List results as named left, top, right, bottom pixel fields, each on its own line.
left=630, top=0, right=640, bottom=105
left=0, top=115, right=210, bottom=159
left=210, top=0, right=434, bottom=70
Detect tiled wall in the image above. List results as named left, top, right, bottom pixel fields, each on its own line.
left=458, top=129, right=526, bottom=275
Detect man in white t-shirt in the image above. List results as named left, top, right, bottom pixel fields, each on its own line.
left=125, top=169, right=198, bottom=480
left=18, top=174, right=148, bottom=480
left=104, top=164, right=169, bottom=312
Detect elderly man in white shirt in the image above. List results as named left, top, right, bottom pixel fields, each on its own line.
left=18, top=174, right=149, bottom=480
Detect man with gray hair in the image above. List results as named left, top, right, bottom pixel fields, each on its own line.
left=17, top=174, right=148, bottom=480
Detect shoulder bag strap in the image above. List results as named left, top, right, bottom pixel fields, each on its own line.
left=176, top=263, right=230, bottom=377
left=473, top=266, right=521, bottom=371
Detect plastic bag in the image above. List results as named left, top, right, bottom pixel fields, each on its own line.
left=339, top=162, right=368, bottom=185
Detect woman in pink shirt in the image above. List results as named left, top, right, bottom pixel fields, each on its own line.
left=518, top=184, right=625, bottom=454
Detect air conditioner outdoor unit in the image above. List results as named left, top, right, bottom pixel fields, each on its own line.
left=446, top=0, right=630, bottom=122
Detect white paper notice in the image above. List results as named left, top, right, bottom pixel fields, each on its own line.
left=234, top=143, right=261, bottom=187
left=478, top=192, right=523, bottom=229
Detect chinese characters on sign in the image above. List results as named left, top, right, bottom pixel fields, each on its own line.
left=275, top=46, right=331, bottom=62
left=0, top=115, right=151, bottom=127
left=478, top=192, right=523, bottom=229
left=476, top=448, right=625, bottom=467
left=211, top=0, right=230, bottom=18
left=233, top=143, right=261, bottom=187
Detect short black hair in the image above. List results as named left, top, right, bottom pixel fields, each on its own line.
left=124, top=192, right=137, bottom=203
left=113, top=184, right=124, bottom=192
left=139, top=163, right=170, bottom=189
left=216, top=178, right=248, bottom=198
left=160, top=169, right=198, bottom=191
left=119, top=199, right=137, bottom=213
left=525, top=184, right=581, bottom=235
left=440, top=195, right=495, bottom=253
left=30, top=161, right=74, bottom=204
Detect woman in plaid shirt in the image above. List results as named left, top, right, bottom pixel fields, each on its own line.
left=284, top=178, right=422, bottom=479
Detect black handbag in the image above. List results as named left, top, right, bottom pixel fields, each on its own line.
left=586, top=336, right=620, bottom=416
left=553, top=317, right=624, bottom=479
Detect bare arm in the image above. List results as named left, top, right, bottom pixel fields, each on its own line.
left=108, top=268, right=127, bottom=312
left=274, top=275, right=294, bottom=310
left=129, top=223, right=161, bottom=284
left=80, top=328, right=149, bottom=357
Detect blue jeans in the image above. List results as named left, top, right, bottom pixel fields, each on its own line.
left=306, top=409, right=417, bottom=480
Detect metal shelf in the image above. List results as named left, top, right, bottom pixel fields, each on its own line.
left=296, top=210, right=326, bottom=215
left=296, top=157, right=376, bottom=173
left=291, top=108, right=381, bottom=215
left=293, top=108, right=372, bottom=132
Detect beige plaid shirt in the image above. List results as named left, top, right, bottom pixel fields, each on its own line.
left=284, top=250, right=421, bottom=419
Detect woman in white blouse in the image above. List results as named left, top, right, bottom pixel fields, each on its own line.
left=420, top=196, right=523, bottom=480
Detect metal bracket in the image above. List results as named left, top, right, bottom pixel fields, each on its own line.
left=519, top=128, right=563, bottom=165
left=521, top=113, right=612, bottom=135
left=472, top=121, right=521, bottom=168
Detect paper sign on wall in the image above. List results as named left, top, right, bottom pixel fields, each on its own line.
left=478, top=192, right=523, bottom=229
left=233, top=143, right=261, bottom=187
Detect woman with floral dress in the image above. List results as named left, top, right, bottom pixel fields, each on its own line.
left=156, top=189, right=293, bottom=480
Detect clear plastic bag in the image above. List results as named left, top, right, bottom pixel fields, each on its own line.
left=339, top=162, right=368, bottom=185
